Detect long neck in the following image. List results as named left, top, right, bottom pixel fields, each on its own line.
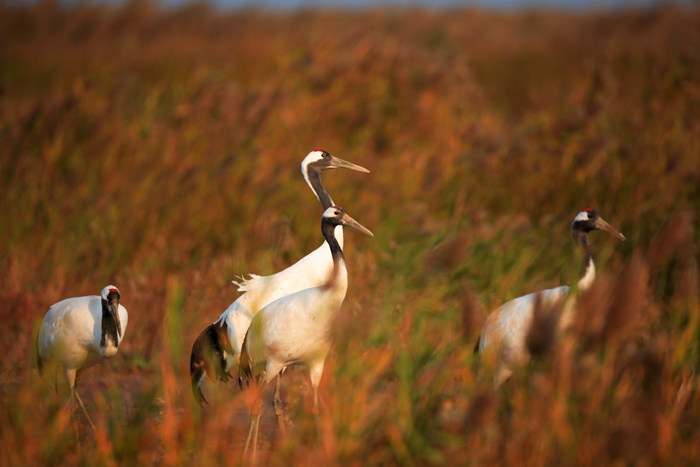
left=305, top=168, right=344, bottom=247
left=322, top=221, right=347, bottom=289
left=573, top=230, right=595, bottom=291
left=304, top=168, right=334, bottom=210
left=100, top=299, right=120, bottom=348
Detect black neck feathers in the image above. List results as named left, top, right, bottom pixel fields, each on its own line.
left=100, top=298, right=120, bottom=348
left=572, top=228, right=594, bottom=280
left=322, top=219, right=345, bottom=264
left=307, top=168, right=334, bottom=210
left=321, top=218, right=346, bottom=287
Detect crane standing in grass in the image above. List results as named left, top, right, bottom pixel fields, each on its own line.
left=239, top=206, right=373, bottom=462
left=36, top=285, right=128, bottom=431
left=477, top=209, right=625, bottom=386
left=189, top=151, right=369, bottom=407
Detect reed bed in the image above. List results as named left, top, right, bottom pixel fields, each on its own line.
left=1, top=1, right=699, bottom=465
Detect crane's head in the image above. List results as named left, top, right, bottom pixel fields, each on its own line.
left=100, top=285, right=123, bottom=338
left=301, top=150, right=369, bottom=209
left=101, top=285, right=121, bottom=302
left=572, top=209, right=626, bottom=241
left=323, top=206, right=374, bottom=236
left=301, top=150, right=370, bottom=176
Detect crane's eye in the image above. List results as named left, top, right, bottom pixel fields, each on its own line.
left=334, top=211, right=340, bottom=216
left=322, top=152, right=329, bottom=158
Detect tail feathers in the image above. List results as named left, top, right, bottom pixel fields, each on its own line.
left=36, top=328, right=59, bottom=392
left=473, top=334, right=481, bottom=353
left=190, top=322, right=237, bottom=405
left=190, top=362, right=209, bottom=406
left=238, top=328, right=252, bottom=390
left=232, top=274, right=264, bottom=293
left=190, top=326, right=216, bottom=406
left=35, top=332, right=43, bottom=376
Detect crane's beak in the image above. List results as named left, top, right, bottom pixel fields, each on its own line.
left=110, top=298, right=123, bottom=338
left=594, top=217, right=626, bottom=241
left=329, top=156, right=370, bottom=173
left=341, top=212, right=374, bottom=236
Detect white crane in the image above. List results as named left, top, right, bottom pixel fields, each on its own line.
left=478, top=209, right=625, bottom=386
left=36, top=285, right=128, bottom=431
left=239, top=206, right=373, bottom=461
left=189, top=151, right=369, bottom=406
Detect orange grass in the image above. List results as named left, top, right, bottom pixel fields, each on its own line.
left=0, top=1, right=699, bottom=465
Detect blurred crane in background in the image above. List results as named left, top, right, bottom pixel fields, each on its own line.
left=478, top=209, right=625, bottom=386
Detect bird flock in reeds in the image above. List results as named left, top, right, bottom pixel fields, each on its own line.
left=35, top=149, right=625, bottom=462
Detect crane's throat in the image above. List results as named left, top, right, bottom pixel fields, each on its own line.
left=101, top=313, right=120, bottom=356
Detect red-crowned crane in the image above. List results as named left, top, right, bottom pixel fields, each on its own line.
left=239, top=206, right=373, bottom=461
left=36, top=285, right=128, bottom=431
left=189, top=151, right=368, bottom=407
left=478, top=209, right=625, bottom=386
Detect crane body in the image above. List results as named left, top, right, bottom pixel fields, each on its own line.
left=37, top=286, right=128, bottom=430
left=190, top=151, right=368, bottom=404
left=478, top=209, right=625, bottom=386
left=239, top=206, right=373, bottom=461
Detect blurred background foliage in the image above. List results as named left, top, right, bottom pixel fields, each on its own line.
left=0, top=1, right=699, bottom=465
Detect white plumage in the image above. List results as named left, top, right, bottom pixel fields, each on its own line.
left=189, top=150, right=369, bottom=404
left=37, top=285, right=128, bottom=430
left=239, top=206, right=373, bottom=461
left=478, top=209, right=625, bottom=386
